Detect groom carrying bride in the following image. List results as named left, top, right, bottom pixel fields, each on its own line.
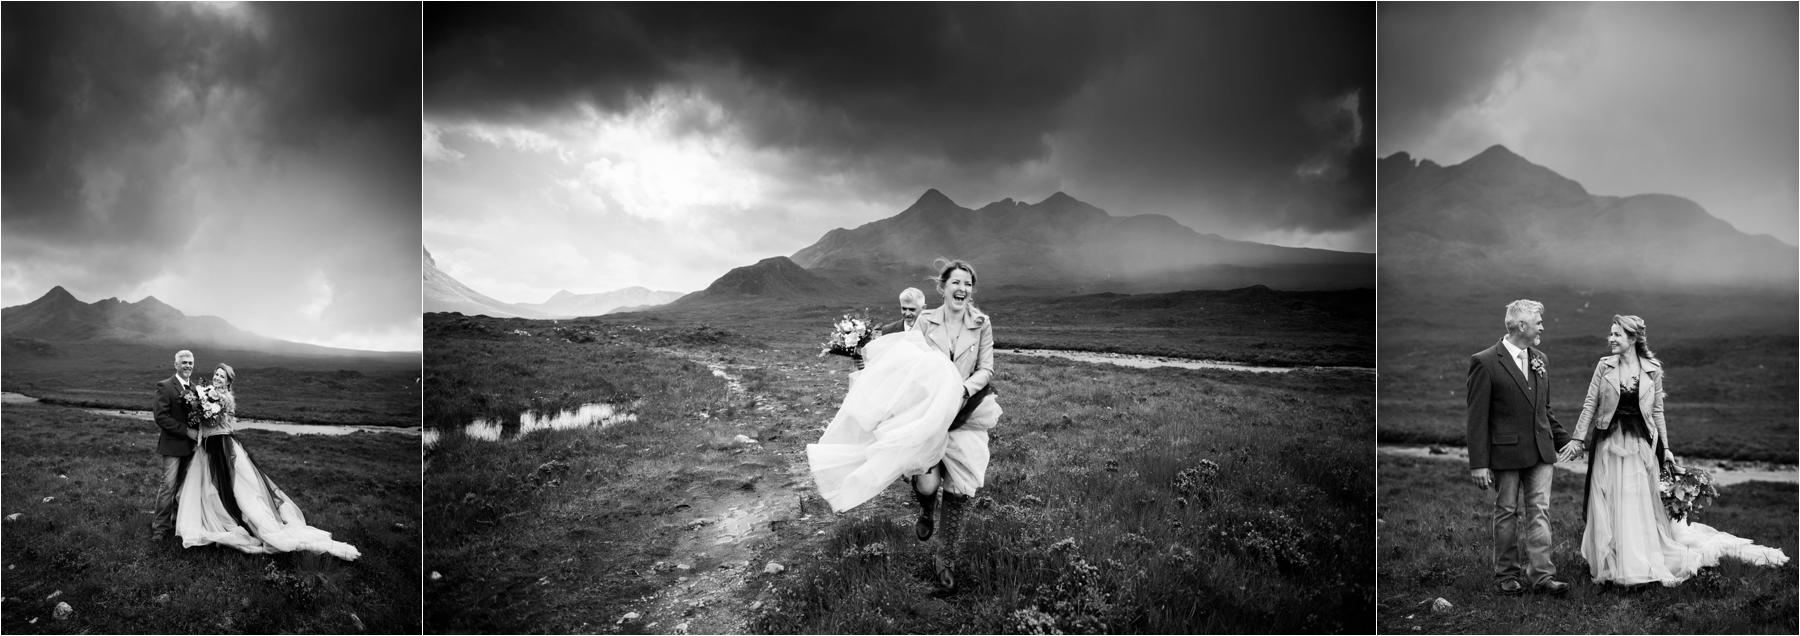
left=1466, top=299, right=1576, bottom=596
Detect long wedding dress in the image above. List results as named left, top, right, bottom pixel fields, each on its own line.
left=1581, top=388, right=1784, bottom=585
left=175, top=396, right=360, bottom=561
left=808, top=330, right=997, bottom=512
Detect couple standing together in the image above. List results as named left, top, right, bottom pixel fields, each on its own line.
left=808, top=258, right=1000, bottom=592
left=150, top=349, right=359, bottom=560
left=1467, top=300, right=1784, bottom=595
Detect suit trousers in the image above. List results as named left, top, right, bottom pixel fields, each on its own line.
left=151, top=454, right=192, bottom=534
left=1492, top=462, right=1556, bottom=583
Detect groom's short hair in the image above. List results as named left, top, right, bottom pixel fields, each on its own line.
left=174, top=349, right=194, bottom=361
left=1504, top=299, right=1544, bottom=333
left=898, top=287, right=926, bottom=306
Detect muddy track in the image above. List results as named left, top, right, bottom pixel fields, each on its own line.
left=620, top=350, right=836, bottom=635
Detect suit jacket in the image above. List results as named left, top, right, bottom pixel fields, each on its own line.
left=1466, top=340, right=1568, bottom=471
left=916, top=306, right=993, bottom=397
left=1571, top=355, right=1668, bottom=451
left=153, top=374, right=197, bottom=457
left=879, top=319, right=914, bottom=335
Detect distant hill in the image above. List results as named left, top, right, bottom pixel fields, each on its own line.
left=789, top=189, right=1372, bottom=295
left=517, top=286, right=685, bottom=317
left=668, top=256, right=845, bottom=307
left=1380, top=145, right=1798, bottom=292
left=423, top=246, right=550, bottom=319
left=1, top=286, right=403, bottom=358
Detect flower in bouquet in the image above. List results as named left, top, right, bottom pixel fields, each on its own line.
left=185, top=385, right=226, bottom=427
left=818, top=309, right=880, bottom=358
left=1659, top=459, right=1719, bottom=523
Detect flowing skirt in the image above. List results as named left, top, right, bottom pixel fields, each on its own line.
left=807, top=331, right=1000, bottom=511
left=1582, top=427, right=1785, bottom=585
left=175, top=434, right=360, bottom=561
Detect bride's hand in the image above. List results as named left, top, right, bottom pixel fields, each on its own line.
left=1556, top=440, right=1585, bottom=463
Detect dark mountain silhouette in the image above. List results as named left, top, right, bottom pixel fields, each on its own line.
left=2, top=286, right=394, bottom=357
left=784, top=189, right=1371, bottom=296
left=517, top=286, right=685, bottom=318
left=423, top=246, right=551, bottom=319
left=669, top=256, right=844, bottom=307
left=1380, top=145, right=1797, bottom=290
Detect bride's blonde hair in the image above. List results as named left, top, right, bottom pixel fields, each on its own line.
left=927, top=257, right=985, bottom=318
left=214, top=363, right=237, bottom=414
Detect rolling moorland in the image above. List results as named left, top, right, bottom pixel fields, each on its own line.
left=1, top=405, right=421, bottom=634
left=423, top=290, right=1374, bottom=634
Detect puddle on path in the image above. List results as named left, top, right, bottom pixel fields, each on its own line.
left=1380, top=444, right=1796, bottom=487
left=998, top=349, right=1369, bottom=373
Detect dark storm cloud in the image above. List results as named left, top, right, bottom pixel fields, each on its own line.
left=3, top=3, right=422, bottom=350
left=1376, top=3, right=1570, bottom=147
left=424, top=3, right=1374, bottom=240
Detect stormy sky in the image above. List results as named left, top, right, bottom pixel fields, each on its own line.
left=422, top=3, right=1374, bottom=301
left=1380, top=2, right=1798, bottom=245
left=3, top=3, right=422, bottom=351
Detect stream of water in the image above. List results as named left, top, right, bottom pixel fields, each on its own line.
left=1380, top=444, right=1796, bottom=486
left=2, top=392, right=420, bottom=437
left=998, top=348, right=1370, bottom=373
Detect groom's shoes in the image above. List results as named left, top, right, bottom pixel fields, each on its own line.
left=1495, top=579, right=1526, bottom=596
left=1532, top=578, right=1571, bottom=596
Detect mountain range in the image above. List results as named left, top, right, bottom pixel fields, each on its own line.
left=424, top=246, right=682, bottom=318
left=1379, top=145, right=1797, bottom=291
left=673, top=190, right=1373, bottom=307
left=430, top=190, right=1373, bottom=316
left=1, top=286, right=395, bottom=357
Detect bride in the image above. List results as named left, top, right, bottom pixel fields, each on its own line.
left=175, top=363, right=360, bottom=561
left=1557, top=315, right=1785, bottom=586
left=807, top=258, right=1000, bottom=590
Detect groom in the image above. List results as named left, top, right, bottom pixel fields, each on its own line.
left=149, top=349, right=200, bottom=542
left=1466, top=299, right=1573, bottom=595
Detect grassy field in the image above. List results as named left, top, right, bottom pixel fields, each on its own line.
left=1378, top=285, right=1797, bottom=463
left=2, top=339, right=419, bottom=427
left=1376, top=453, right=1797, bottom=634
left=0, top=405, right=421, bottom=634
left=423, top=309, right=1374, bottom=633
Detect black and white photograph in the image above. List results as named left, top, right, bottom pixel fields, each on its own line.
left=421, top=3, right=1374, bottom=634
left=1375, top=3, right=1797, bottom=633
left=2, top=3, right=424, bottom=633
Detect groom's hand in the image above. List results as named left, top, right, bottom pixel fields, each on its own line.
left=1556, top=440, right=1585, bottom=464
left=1469, top=468, right=1492, bottom=490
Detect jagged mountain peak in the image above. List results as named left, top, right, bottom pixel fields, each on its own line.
left=908, top=188, right=959, bottom=210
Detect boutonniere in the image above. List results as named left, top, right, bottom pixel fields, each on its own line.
left=1530, top=356, right=1547, bottom=378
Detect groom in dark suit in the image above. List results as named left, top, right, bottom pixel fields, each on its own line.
left=1467, top=299, right=1573, bottom=595
left=149, top=349, right=199, bottom=541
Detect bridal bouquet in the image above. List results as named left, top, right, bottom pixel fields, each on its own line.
left=184, top=385, right=226, bottom=428
left=818, top=310, right=879, bottom=358
left=1659, top=459, right=1718, bottom=523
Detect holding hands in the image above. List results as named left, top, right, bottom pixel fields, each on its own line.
left=1556, top=440, right=1586, bottom=464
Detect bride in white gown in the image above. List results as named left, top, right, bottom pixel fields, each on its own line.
left=807, top=330, right=966, bottom=512
left=1560, top=315, right=1785, bottom=586
left=175, top=364, right=360, bottom=561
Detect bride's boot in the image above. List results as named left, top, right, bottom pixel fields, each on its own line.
left=913, top=478, right=937, bottom=541
left=936, top=491, right=969, bottom=590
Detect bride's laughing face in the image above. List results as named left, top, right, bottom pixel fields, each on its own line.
left=1606, top=323, right=1632, bottom=355
left=940, top=268, right=974, bottom=311
left=212, top=368, right=229, bottom=388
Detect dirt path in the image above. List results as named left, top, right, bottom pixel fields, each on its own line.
left=621, top=350, right=847, bottom=635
